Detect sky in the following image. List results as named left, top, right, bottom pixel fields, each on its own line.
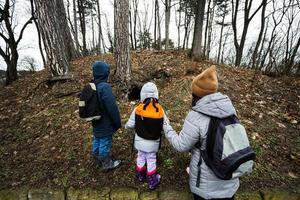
left=0, top=0, right=293, bottom=71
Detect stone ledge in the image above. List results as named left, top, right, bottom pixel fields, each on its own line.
left=0, top=188, right=299, bottom=200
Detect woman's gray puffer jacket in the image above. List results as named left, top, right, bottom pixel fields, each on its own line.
left=163, top=92, right=239, bottom=199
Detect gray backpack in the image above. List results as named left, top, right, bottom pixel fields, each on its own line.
left=195, top=115, right=255, bottom=187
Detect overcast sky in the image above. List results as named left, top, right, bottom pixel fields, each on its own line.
left=0, top=0, right=281, bottom=71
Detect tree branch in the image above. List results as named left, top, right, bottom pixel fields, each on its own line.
left=0, top=45, right=9, bottom=61
left=16, top=17, right=34, bottom=45
left=249, top=1, right=264, bottom=22
left=0, top=31, right=9, bottom=42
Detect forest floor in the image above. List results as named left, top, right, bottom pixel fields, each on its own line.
left=0, top=51, right=299, bottom=192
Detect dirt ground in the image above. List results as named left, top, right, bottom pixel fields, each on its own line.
left=0, top=51, right=299, bottom=192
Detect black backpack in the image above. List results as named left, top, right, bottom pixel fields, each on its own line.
left=195, top=114, right=255, bottom=187
left=79, top=81, right=102, bottom=121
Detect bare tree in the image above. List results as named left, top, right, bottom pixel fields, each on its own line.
left=20, top=56, right=38, bottom=73
left=175, top=0, right=182, bottom=50
left=73, top=0, right=80, bottom=51
left=30, top=0, right=46, bottom=67
left=164, top=0, right=171, bottom=50
left=191, top=0, right=206, bottom=60
left=205, top=1, right=215, bottom=59
left=77, top=0, right=88, bottom=55
left=156, top=0, right=162, bottom=49
left=259, top=0, right=290, bottom=70
left=231, top=0, right=264, bottom=67
left=221, top=27, right=231, bottom=64
left=0, top=0, right=34, bottom=85
left=215, top=0, right=230, bottom=64
left=251, top=0, right=267, bottom=69
left=114, top=0, right=131, bottom=91
left=96, top=0, right=102, bottom=54
left=105, top=14, right=114, bottom=52
left=34, top=0, right=77, bottom=77
left=182, top=1, right=193, bottom=50
left=132, top=0, right=139, bottom=50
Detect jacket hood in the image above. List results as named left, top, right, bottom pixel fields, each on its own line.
left=92, top=61, right=110, bottom=82
left=140, top=82, right=159, bottom=102
left=192, top=92, right=236, bottom=118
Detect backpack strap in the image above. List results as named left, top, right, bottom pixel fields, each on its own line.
left=93, top=80, right=103, bottom=117
left=196, top=149, right=202, bottom=187
left=152, top=100, right=159, bottom=112
left=192, top=109, right=220, bottom=187
left=143, top=98, right=151, bottom=110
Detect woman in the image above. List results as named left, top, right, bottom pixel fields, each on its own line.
left=163, top=65, right=239, bottom=200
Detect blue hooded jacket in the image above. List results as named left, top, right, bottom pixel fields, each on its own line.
left=91, top=61, right=121, bottom=138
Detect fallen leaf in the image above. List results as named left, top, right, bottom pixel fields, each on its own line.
left=243, top=119, right=253, bottom=125
left=288, top=172, right=298, bottom=179
left=251, top=132, right=260, bottom=140
left=276, top=122, right=286, bottom=128
left=291, top=120, right=298, bottom=124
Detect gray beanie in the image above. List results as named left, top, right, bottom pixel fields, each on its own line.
left=140, top=82, right=159, bottom=102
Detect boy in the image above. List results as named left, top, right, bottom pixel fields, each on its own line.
left=91, top=61, right=121, bottom=170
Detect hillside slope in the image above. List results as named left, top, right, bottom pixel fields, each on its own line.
left=0, top=51, right=299, bottom=191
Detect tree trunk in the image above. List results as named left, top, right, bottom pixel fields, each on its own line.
left=157, top=1, right=162, bottom=50
left=177, top=0, right=182, bottom=50
left=73, top=0, right=80, bottom=51
left=154, top=0, right=157, bottom=48
left=217, top=13, right=225, bottom=63
left=129, top=7, right=135, bottom=50
left=114, top=0, right=131, bottom=89
left=34, top=0, right=74, bottom=76
left=91, top=12, right=95, bottom=52
left=96, top=0, right=102, bottom=54
left=203, top=0, right=211, bottom=57
left=30, top=0, right=46, bottom=67
left=285, top=36, right=300, bottom=74
left=77, top=0, right=88, bottom=55
left=251, top=0, right=267, bottom=69
left=165, top=0, right=171, bottom=50
left=206, top=1, right=214, bottom=59
left=221, top=27, right=230, bottom=64
left=191, top=0, right=206, bottom=60
left=133, top=0, right=138, bottom=50
left=232, top=0, right=263, bottom=67
left=6, top=52, right=18, bottom=85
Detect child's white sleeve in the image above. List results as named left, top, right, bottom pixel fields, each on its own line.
left=125, top=108, right=136, bottom=129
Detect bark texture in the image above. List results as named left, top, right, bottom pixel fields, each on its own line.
left=34, top=0, right=76, bottom=76
left=114, top=0, right=131, bottom=89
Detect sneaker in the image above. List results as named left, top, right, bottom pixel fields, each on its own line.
left=148, top=173, right=161, bottom=190
left=99, top=156, right=121, bottom=171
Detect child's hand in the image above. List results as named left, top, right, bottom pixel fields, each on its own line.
left=163, top=113, right=170, bottom=126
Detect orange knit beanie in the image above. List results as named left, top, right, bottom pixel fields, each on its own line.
left=191, top=65, right=218, bottom=97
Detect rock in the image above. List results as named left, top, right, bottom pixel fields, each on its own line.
left=110, top=188, right=138, bottom=200
left=159, top=190, right=192, bottom=200
left=28, top=189, right=64, bottom=200
left=0, top=189, right=27, bottom=200
left=262, top=191, right=300, bottom=200
left=235, top=192, right=262, bottom=200
left=67, top=188, right=110, bottom=200
left=140, top=191, right=158, bottom=200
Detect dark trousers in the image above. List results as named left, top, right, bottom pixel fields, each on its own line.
left=193, top=194, right=234, bottom=200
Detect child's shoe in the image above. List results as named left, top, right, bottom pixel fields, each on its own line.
left=147, top=173, right=161, bottom=190
left=136, top=166, right=147, bottom=182
left=97, top=155, right=121, bottom=170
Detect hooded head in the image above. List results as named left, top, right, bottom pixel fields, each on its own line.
left=191, top=65, right=218, bottom=97
left=92, top=61, right=110, bottom=82
left=140, top=82, right=159, bottom=102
